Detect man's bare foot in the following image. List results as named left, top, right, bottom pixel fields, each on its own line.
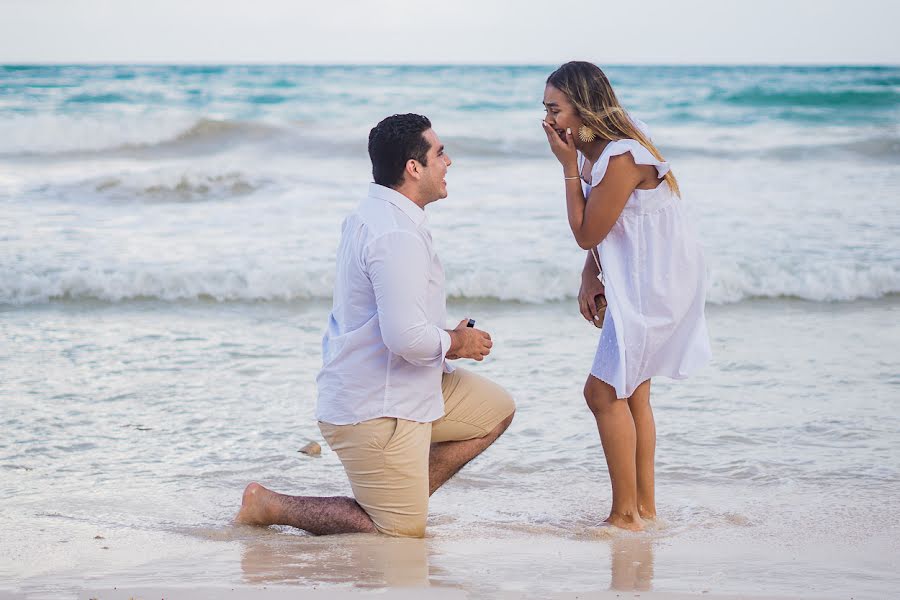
left=234, top=482, right=277, bottom=526
left=605, top=511, right=645, bottom=531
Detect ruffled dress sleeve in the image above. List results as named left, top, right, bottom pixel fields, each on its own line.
left=589, top=139, right=670, bottom=188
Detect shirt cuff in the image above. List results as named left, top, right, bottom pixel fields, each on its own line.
left=438, top=327, right=452, bottom=360
left=439, top=328, right=455, bottom=372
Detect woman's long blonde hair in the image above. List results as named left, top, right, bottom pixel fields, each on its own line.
left=547, top=61, right=680, bottom=197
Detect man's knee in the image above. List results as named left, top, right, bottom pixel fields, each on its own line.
left=379, top=513, right=427, bottom=538
left=492, top=408, right=515, bottom=438
left=402, top=517, right=427, bottom=539
left=493, top=390, right=516, bottom=434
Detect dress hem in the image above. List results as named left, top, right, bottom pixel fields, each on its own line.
left=587, top=368, right=696, bottom=400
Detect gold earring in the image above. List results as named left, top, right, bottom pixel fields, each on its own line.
left=578, top=125, right=597, bottom=143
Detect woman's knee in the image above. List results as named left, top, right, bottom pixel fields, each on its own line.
left=583, top=377, right=621, bottom=417
left=627, top=380, right=652, bottom=411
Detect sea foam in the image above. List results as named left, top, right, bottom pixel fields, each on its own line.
left=2, top=261, right=896, bottom=306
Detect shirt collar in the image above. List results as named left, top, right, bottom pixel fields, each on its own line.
left=368, top=183, right=426, bottom=227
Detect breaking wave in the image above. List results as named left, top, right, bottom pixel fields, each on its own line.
left=2, top=262, right=896, bottom=306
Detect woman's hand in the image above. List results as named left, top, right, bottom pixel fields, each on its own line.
left=578, top=272, right=606, bottom=327
left=541, top=122, right=578, bottom=172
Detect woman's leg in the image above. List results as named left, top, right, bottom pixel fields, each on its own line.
left=628, top=379, right=656, bottom=520
left=584, top=375, right=644, bottom=531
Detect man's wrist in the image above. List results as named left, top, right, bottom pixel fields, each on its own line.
left=445, top=328, right=461, bottom=355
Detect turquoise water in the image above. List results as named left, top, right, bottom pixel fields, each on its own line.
left=1, top=65, right=899, bottom=598
left=1, top=65, right=898, bottom=304
left=2, top=65, right=898, bottom=125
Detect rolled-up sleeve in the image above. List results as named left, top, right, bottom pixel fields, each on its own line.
left=365, top=231, right=450, bottom=368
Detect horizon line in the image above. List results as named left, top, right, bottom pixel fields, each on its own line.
left=2, top=61, right=899, bottom=68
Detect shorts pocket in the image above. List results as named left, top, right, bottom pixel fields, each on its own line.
left=372, top=417, right=400, bottom=451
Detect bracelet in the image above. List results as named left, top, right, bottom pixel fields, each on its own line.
left=564, top=175, right=580, bottom=180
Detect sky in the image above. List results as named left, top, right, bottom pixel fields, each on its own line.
left=1, top=0, right=898, bottom=65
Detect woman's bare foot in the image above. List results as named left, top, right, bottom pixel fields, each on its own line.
left=605, top=511, right=645, bottom=531
left=234, top=482, right=278, bottom=526
left=638, top=508, right=657, bottom=521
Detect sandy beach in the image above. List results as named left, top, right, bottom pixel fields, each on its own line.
left=2, top=64, right=898, bottom=599
left=0, top=590, right=847, bottom=600
left=3, top=299, right=898, bottom=599
left=0, top=530, right=855, bottom=600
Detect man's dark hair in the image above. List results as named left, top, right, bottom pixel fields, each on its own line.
left=368, top=114, right=432, bottom=188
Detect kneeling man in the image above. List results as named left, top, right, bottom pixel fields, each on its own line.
left=236, top=113, right=515, bottom=537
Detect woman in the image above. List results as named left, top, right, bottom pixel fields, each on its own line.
left=541, top=61, right=711, bottom=530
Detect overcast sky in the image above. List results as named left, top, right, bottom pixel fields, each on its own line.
left=1, top=0, right=897, bottom=65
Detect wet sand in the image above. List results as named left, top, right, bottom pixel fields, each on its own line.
left=3, top=300, right=898, bottom=599
left=1, top=587, right=843, bottom=600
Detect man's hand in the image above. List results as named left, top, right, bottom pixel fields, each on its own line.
left=446, top=318, right=493, bottom=361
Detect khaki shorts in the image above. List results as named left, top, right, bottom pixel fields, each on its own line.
left=318, top=367, right=515, bottom=538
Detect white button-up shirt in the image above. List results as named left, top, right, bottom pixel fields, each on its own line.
left=316, top=183, right=453, bottom=425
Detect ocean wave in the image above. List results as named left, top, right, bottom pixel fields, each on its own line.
left=2, top=262, right=897, bottom=306
left=664, top=134, right=900, bottom=162
left=717, top=87, right=900, bottom=109
left=16, top=166, right=272, bottom=203
left=821, top=135, right=900, bottom=161
left=135, top=119, right=286, bottom=154
left=63, top=92, right=132, bottom=105
left=85, top=170, right=266, bottom=202
left=2, top=108, right=898, bottom=163
left=0, top=114, right=198, bottom=155
left=0, top=265, right=334, bottom=305
left=0, top=115, right=286, bottom=157
left=246, top=93, right=291, bottom=105
left=762, top=135, right=900, bottom=162
left=707, top=263, right=899, bottom=304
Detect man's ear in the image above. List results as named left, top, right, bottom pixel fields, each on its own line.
left=405, top=159, right=420, bottom=181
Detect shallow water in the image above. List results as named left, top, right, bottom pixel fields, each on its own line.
left=2, top=299, right=898, bottom=598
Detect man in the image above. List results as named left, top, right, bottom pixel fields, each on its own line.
left=235, top=114, right=515, bottom=537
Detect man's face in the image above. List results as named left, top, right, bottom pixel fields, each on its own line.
left=416, top=128, right=451, bottom=201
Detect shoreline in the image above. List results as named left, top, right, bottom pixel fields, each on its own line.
left=4, top=525, right=892, bottom=600
left=0, top=590, right=848, bottom=600
left=3, top=278, right=896, bottom=600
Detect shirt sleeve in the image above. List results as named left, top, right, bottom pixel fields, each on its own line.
left=365, top=230, right=451, bottom=368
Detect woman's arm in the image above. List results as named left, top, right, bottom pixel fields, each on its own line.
left=564, top=153, right=642, bottom=250
left=578, top=250, right=606, bottom=324
left=541, top=123, right=641, bottom=250
left=582, top=249, right=599, bottom=278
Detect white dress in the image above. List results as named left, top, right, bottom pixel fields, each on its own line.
left=580, top=137, right=711, bottom=399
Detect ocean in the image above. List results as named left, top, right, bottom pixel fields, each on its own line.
left=1, top=64, right=898, bottom=599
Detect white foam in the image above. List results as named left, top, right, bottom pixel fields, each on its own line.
left=0, top=265, right=333, bottom=305
left=0, top=113, right=198, bottom=155
left=2, top=110, right=896, bottom=163
left=2, top=260, right=896, bottom=306
left=708, top=262, right=900, bottom=304
left=80, top=169, right=267, bottom=202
